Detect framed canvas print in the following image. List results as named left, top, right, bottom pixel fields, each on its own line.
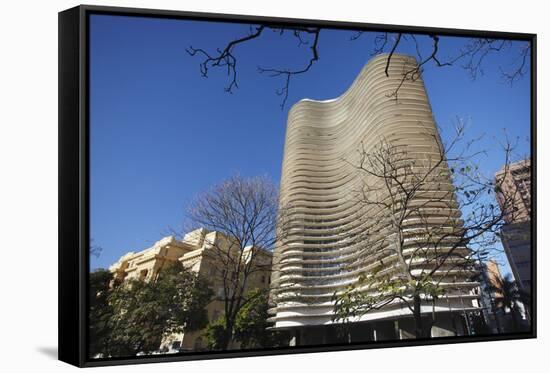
left=58, top=4, right=536, bottom=367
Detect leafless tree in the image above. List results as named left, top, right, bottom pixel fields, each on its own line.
left=331, top=119, right=525, bottom=338
left=186, top=175, right=292, bottom=349
left=380, top=34, right=531, bottom=100
left=187, top=25, right=320, bottom=109
left=186, top=26, right=530, bottom=108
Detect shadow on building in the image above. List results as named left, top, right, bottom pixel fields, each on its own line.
left=283, top=313, right=476, bottom=347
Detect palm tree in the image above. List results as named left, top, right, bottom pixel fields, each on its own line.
left=488, top=274, right=530, bottom=332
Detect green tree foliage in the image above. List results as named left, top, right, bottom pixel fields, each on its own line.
left=107, top=278, right=165, bottom=356
left=202, top=317, right=228, bottom=350
left=203, top=289, right=288, bottom=350
left=234, top=289, right=271, bottom=348
left=487, top=274, right=530, bottom=332
left=333, top=269, right=445, bottom=338
left=234, top=289, right=287, bottom=348
left=88, top=269, right=114, bottom=358
left=154, top=264, right=214, bottom=334
left=89, top=263, right=213, bottom=357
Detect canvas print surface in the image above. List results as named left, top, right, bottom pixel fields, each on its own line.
left=87, top=13, right=533, bottom=360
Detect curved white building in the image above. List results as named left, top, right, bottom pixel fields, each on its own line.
left=270, top=54, right=481, bottom=341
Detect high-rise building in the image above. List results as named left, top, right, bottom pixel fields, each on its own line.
left=109, top=228, right=272, bottom=351
left=495, top=159, right=532, bottom=293
left=269, top=54, right=481, bottom=343
left=495, top=159, right=531, bottom=224
left=500, top=222, right=531, bottom=292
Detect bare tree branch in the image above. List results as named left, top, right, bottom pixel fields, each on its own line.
left=186, top=25, right=266, bottom=93
left=257, top=27, right=321, bottom=109
left=185, top=175, right=293, bottom=348
left=187, top=27, right=530, bottom=108
left=332, top=120, right=525, bottom=337
left=384, top=33, right=402, bottom=77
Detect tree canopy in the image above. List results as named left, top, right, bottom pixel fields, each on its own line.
left=88, top=263, right=213, bottom=357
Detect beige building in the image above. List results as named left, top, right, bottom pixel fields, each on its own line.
left=109, top=235, right=193, bottom=283
left=270, top=53, right=481, bottom=343
left=109, top=228, right=272, bottom=352
left=478, top=259, right=505, bottom=333
left=485, top=260, right=504, bottom=300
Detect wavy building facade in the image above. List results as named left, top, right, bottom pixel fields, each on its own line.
left=269, top=54, right=481, bottom=342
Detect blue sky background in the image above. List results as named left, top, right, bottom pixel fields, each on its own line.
left=89, top=15, right=531, bottom=273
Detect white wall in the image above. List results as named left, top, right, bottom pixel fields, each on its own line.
left=0, top=0, right=546, bottom=372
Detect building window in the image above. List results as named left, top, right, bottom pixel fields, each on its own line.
left=139, top=269, right=148, bottom=280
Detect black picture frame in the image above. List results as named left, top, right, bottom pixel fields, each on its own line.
left=59, top=4, right=537, bottom=368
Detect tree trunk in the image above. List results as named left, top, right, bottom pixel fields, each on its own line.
left=413, top=294, right=430, bottom=338
left=510, top=306, right=520, bottom=332
left=494, top=306, right=503, bottom=334
left=219, top=320, right=234, bottom=350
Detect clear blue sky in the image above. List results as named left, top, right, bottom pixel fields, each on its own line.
left=89, top=14, right=531, bottom=272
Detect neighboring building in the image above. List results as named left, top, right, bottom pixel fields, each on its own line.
left=269, top=53, right=481, bottom=344
left=478, top=260, right=505, bottom=333
left=109, top=236, right=194, bottom=284
left=501, top=222, right=531, bottom=292
left=485, top=260, right=504, bottom=299
left=495, top=159, right=532, bottom=294
left=109, top=228, right=272, bottom=352
left=495, top=158, right=531, bottom=224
